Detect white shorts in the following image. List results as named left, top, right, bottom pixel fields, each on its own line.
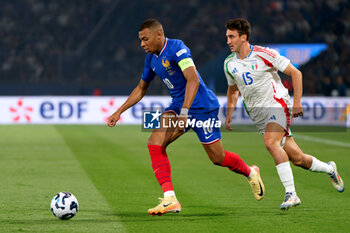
left=247, top=97, right=292, bottom=136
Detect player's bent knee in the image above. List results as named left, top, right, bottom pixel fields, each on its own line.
left=147, top=135, right=172, bottom=147
left=147, top=137, right=162, bottom=146
left=146, top=135, right=155, bottom=145
left=208, top=153, right=225, bottom=165
left=212, top=159, right=222, bottom=166
left=264, top=137, right=271, bottom=146
left=264, top=140, right=277, bottom=153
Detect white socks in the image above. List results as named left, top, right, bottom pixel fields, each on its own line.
left=276, top=162, right=296, bottom=193
left=164, top=191, right=175, bottom=197
left=276, top=156, right=333, bottom=194
left=247, top=169, right=253, bottom=179
left=309, top=156, right=333, bottom=174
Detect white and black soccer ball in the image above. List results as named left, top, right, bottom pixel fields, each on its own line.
left=50, top=192, right=79, bottom=220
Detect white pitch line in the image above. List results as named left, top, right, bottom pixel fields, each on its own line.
left=294, top=134, right=350, bottom=148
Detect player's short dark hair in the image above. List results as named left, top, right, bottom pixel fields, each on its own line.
left=225, top=18, right=251, bottom=41
left=139, top=18, right=163, bottom=32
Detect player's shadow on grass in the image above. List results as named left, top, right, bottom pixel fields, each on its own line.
left=107, top=205, right=242, bottom=222
left=0, top=218, right=122, bottom=225
left=112, top=212, right=232, bottom=223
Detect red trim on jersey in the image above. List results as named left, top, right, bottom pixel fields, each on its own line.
left=253, top=46, right=277, bottom=58
left=159, top=38, right=168, bottom=56
left=271, top=83, right=290, bottom=133
left=201, top=138, right=220, bottom=145
left=257, top=55, right=273, bottom=67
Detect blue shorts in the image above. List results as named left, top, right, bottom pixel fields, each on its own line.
left=164, top=105, right=222, bottom=144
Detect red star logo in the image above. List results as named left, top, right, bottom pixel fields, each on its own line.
left=9, top=99, right=33, bottom=123
left=101, top=99, right=123, bottom=123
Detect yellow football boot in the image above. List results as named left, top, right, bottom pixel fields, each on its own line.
left=248, top=165, right=265, bottom=201
left=148, top=196, right=181, bottom=216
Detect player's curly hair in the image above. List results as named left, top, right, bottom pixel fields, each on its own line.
left=225, top=18, right=251, bottom=41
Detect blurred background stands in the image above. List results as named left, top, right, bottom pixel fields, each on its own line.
left=0, top=0, right=349, bottom=96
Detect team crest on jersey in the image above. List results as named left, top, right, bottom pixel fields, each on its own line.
left=251, top=60, right=258, bottom=70
left=162, top=58, right=176, bottom=75
left=162, top=59, right=170, bottom=68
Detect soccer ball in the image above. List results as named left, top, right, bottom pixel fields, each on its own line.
left=50, top=192, right=79, bottom=220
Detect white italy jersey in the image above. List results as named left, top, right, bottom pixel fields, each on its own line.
left=224, top=45, right=292, bottom=134
left=224, top=45, right=291, bottom=108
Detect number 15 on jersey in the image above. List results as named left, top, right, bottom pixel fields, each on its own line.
left=242, top=72, right=253, bottom=85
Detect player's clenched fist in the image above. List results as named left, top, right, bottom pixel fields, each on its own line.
left=107, top=112, right=120, bottom=127
left=225, top=117, right=233, bottom=131
left=292, top=102, right=304, bottom=118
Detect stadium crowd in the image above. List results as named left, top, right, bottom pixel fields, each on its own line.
left=0, top=0, right=349, bottom=95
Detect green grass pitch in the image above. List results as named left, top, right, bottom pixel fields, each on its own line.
left=0, top=125, right=349, bottom=233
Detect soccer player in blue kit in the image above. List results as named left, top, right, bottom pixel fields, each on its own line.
left=107, top=19, right=265, bottom=216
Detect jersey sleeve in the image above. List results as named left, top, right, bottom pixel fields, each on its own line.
left=254, top=46, right=290, bottom=72
left=141, top=54, right=156, bottom=82
left=172, top=40, right=195, bottom=71
left=224, top=59, right=236, bottom=86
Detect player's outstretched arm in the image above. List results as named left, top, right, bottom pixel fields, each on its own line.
left=225, top=84, right=239, bottom=131
left=283, top=64, right=303, bottom=118
left=107, top=79, right=150, bottom=127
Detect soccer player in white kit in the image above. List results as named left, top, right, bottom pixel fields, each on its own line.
left=223, top=18, right=344, bottom=210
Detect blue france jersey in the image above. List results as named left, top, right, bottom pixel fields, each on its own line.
left=141, top=38, right=219, bottom=112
